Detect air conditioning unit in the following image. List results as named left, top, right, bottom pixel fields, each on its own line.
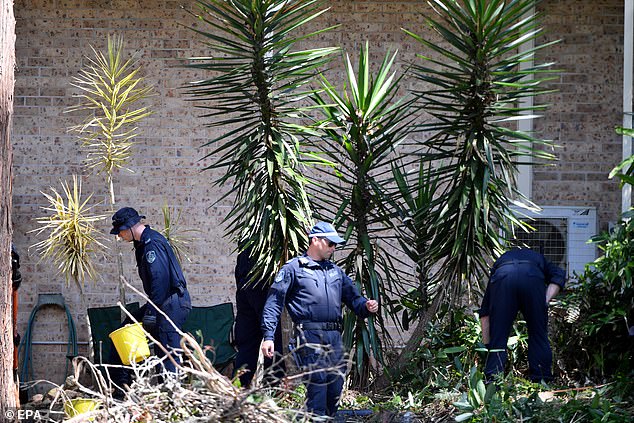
left=510, top=206, right=597, bottom=281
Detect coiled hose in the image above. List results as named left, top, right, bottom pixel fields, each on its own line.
left=18, top=294, right=78, bottom=395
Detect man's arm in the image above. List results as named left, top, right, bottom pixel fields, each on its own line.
left=544, top=257, right=566, bottom=291
left=261, top=266, right=292, bottom=358
left=340, top=271, right=373, bottom=317
left=480, top=315, right=490, bottom=345
left=366, top=300, right=378, bottom=314
left=545, top=283, right=561, bottom=304
left=479, top=273, right=492, bottom=345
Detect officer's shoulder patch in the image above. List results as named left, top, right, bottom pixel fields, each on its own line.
left=275, top=269, right=285, bottom=283
left=146, top=250, right=156, bottom=264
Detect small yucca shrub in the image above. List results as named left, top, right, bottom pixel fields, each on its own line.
left=31, top=175, right=107, bottom=290
left=160, top=203, right=198, bottom=265
left=68, top=34, right=154, bottom=204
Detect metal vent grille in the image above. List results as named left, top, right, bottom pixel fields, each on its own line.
left=512, top=218, right=568, bottom=271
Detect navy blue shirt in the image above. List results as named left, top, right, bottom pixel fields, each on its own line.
left=133, top=225, right=187, bottom=317
left=261, top=254, right=369, bottom=340
left=479, top=248, right=566, bottom=317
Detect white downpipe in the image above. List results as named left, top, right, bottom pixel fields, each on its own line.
left=623, top=0, right=633, bottom=213
left=517, top=3, right=536, bottom=200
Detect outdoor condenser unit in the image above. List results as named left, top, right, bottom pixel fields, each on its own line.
left=510, top=206, right=598, bottom=281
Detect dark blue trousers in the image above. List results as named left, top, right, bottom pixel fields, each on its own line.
left=484, top=262, right=552, bottom=382
left=291, top=329, right=345, bottom=417
left=234, top=285, right=285, bottom=387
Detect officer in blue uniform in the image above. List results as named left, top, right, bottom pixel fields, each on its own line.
left=108, top=207, right=191, bottom=393
left=479, top=248, right=566, bottom=382
left=233, top=246, right=285, bottom=387
left=261, top=222, right=379, bottom=417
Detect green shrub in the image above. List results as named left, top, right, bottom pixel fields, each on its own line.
left=553, top=210, right=634, bottom=381
left=390, top=308, right=530, bottom=392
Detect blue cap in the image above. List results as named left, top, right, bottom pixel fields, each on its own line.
left=309, top=222, right=345, bottom=244
left=110, top=207, right=145, bottom=235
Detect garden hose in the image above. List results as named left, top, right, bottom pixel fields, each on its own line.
left=18, top=294, right=78, bottom=394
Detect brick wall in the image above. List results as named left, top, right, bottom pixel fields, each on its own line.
left=11, top=0, right=626, bottom=388
left=534, top=0, right=625, bottom=226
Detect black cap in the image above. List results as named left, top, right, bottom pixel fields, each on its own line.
left=110, top=207, right=145, bottom=235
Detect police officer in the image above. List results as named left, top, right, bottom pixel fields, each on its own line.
left=108, top=207, right=191, bottom=391
left=233, top=246, right=285, bottom=387
left=479, top=248, right=565, bottom=382
left=261, top=222, right=379, bottom=417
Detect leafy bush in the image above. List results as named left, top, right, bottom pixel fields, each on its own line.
left=389, top=308, right=530, bottom=392
left=553, top=210, right=634, bottom=381
left=369, top=305, right=633, bottom=421
left=530, top=385, right=633, bottom=423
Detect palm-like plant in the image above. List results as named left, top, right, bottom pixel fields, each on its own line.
left=68, top=34, right=154, bottom=205
left=68, top=34, right=154, bottom=304
left=185, top=0, right=338, bottom=282
left=160, top=203, right=198, bottom=265
left=310, top=44, right=415, bottom=386
left=31, top=176, right=107, bottom=291
left=382, top=160, right=455, bottom=381
left=391, top=161, right=439, bottom=323
left=405, top=0, right=560, bottom=305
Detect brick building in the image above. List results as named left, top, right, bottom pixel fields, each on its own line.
left=10, top=0, right=630, bottom=389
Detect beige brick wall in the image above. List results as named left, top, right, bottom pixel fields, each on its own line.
left=534, top=0, right=625, bottom=226
left=11, top=0, right=626, bottom=388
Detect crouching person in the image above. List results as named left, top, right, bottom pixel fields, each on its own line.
left=260, top=222, right=378, bottom=417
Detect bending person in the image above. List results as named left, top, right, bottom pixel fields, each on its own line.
left=479, top=248, right=565, bottom=382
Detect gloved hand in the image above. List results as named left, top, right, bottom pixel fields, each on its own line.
left=142, top=313, right=157, bottom=333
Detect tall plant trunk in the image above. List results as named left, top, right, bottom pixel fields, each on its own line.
left=373, top=282, right=447, bottom=390
left=0, top=0, right=18, bottom=413
left=108, top=173, right=126, bottom=317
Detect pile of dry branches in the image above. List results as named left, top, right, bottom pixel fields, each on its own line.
left=44, top=282, right=319, bottom=422
left=47, top=333, right=311, bottom=423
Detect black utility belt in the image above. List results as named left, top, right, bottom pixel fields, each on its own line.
left=296, top=321, right=343, bottom=332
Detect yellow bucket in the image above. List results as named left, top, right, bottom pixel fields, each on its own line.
left=109, top=322, right=150, bottom=365
left=64, top=398, right=100, bottom=420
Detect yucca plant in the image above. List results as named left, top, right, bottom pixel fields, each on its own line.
left=389, top=161, right=442, bottom=338
left=404, top=0, right=560, bottom=310
left=68, top=34, right=154, bottom=205
left=310, top=43, right=415, bottom=386
left=160, top=203, right=198, bottom=265
left=31, top=176, right=107, bottom=291
left=391, top=162, right=439, bottom=324
left=67, top=34, right=154, bottom=303
left=185, top=0, right=338, bottom=282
